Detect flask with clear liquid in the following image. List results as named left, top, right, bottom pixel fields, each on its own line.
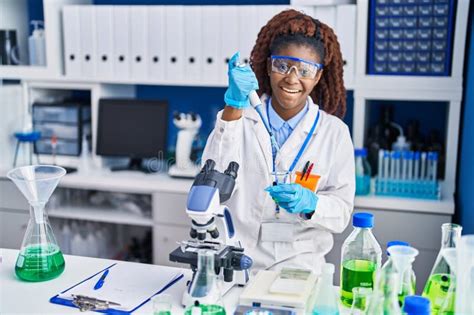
left=422, top=223, right=462, bottom=314
left=184, top=249, right=226, bottom=315
left=7, top=165, right=66, bottom=281
left=312, top=263, right=339, bottom=315
left=340, top=213, right=382, bottom=307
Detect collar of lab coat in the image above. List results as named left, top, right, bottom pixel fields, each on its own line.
left=243, top=94, right=322, bottom=172
left=243, top=94, right=321, bottom=135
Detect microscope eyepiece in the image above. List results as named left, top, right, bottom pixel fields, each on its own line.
left=224, top=161, right=239, bottom=179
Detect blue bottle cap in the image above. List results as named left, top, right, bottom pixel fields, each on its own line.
left=355, top=148, right=368, bottom=157
left=403, top=296, right=430, bottom=314
left=353, top=213, right=374, bottom=228
left=386, top=240, right=409, bottom=256
left=414, top=151, right=421, bottom=160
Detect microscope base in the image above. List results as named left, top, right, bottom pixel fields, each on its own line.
left=168, top=164, right=201, bottom=179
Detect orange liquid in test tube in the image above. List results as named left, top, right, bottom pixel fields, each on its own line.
left=295, top=171, right=320, bottom=192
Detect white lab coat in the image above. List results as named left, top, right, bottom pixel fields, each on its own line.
left=202, top=94, right=355, bottom=273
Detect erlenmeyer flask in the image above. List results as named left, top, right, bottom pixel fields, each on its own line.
left=7, top=165, right=66, bottom=282
left=422, top=223, right=462, bottom=313
left=455, top=235, right=474, bottom=314
left=184, top=249, right=226, bottom=315
left=350, top=287, right=372, bottom=314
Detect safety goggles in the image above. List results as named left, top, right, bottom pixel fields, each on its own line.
left=270, top=55, right=323, bottom=79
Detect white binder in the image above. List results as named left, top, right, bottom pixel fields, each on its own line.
left=147, top=6, right=165, bottom=81
left=79, top=6, right=96, bottom=78
left=201, top=6, right=221, bottom=85
left=336, top=4, right=356, bottom=88
left=238, top=6, right=258, bottom=67
left=219, top=6, right=239, bottom=83
left=164, top=6, right=185, bottom=83
left=112, top=5, right=131, bottom=79
left=95, top=6, right=114, bottom=79
left=130, top=6, right=148, bottom=81
left=184, top=6, right=202, bottom=83
left=314, top=5, right=337, bottom=30
left=63, top=5, right=81, bottom=77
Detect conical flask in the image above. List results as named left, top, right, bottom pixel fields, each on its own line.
left=7, top=165, right=66, bottom=282
left=185, top=249, right=226, bottom=315
left=455, top=235, right=474, bottom=314
left=422, top=223, right=462, bottom=313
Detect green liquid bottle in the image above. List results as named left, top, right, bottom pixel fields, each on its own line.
left=341, top=259, right=377, bottom=307
left=15, top=244, right=65, bottom=282
left=340, top=213, right=381, bottom=308
left=184, top=304, right=226, bottom=315
left=422, top=273, right=455, bottom=314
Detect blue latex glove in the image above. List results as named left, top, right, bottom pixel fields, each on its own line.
left=265, top=184, right=318, bottom=214
left=224, top=52, right=259, bottom=109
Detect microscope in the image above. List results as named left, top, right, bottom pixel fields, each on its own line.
left=169, top=159, right=253, bottom=308
left=168, top=112, right=202, bottom=178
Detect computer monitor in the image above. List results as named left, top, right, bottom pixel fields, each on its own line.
left=97, top=99, right=168, bottom=172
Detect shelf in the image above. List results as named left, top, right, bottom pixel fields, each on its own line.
left=49, top=205, right=153, bottom=226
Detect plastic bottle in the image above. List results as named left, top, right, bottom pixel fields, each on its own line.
left=403, top=296, right=430, bottom=315
left=79, top=134, right=91, bottom=174
left=312, top=263, right=339, bottom=315
left=355, top=148, right=371, bottom=195
left=28, top=21, right=46, bottom=66
left=340, top=213, right=382, bottom=307
left=379, top=241, right=416, bottom=307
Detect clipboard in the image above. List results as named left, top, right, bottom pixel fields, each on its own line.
left=50, top=263, right=184, bottom=314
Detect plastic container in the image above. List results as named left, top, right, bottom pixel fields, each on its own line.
left=355, top=148, right=371, bottom=195
left=340, top=213, right=382, bottom=307
left=28, top=21, right=46, bottom=66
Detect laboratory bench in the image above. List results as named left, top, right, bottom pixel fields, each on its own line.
left=0, top=168, right=453, bottom=291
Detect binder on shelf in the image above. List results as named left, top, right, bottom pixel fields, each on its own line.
left=130, top=6, right=148, bottom=81
left=79, top=6, right=96, bottom=78
left=336, top=4, right=356, bottom=88
left=63, top=5, right=81, bottom=77
left=201, top=6, right=221, bottom=84
left=314, top=5, right=337, bottom=30
left=95, top=6, right=114, bottom=79
left=164, top=6, right=185, bottom=83
left=219, top=6, right=239, bottom=83
left=147, top=6, right=165, bottom=81
left=112, top=5, right=131, bottom=79
left=238, top=6, right=258, bottom=67
left=49, top=263, right=184, bottom=314
left=184, top=6, right=202, bottom=83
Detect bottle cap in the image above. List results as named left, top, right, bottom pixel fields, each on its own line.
left=387, top=240, right=409, bottom=256
left=403, top=295, right=430, bottom=314
left=355, top=148, right=367, bottom=157
left=353, top=213, right=374, bottom=228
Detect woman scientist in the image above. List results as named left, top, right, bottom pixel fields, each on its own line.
left=202, top=9, right=355, bottom=273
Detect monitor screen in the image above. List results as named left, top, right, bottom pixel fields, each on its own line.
left=97, top=99, right=168, bottom=159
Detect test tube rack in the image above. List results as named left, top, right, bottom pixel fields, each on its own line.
left=375, top=178, right=440, bottom=200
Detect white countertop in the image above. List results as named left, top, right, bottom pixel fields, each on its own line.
left=0, top=248, right=242, bottom=315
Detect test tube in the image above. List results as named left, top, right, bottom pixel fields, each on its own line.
left=383, top=151, right=390, bottom=193
left=378, top=149, right=384, bottom=178
left=414, top=151, right=420, bottom=181
left=390, top=151, right=396, bottom=180
left=421, top=152, right=427, bottom=181
left=394, top=151, right=401, bottom=180
left=427, top=152, right=434, bottom=181
left=431, top=152, right=438, bottom=182
left=407, top=151, right=414, bottom=181
left=401, top=151, right=408, bottom=181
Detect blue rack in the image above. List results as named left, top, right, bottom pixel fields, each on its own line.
left=375, top=177, right=440, bottom=200
left=367, top=0, right=456, bottom=76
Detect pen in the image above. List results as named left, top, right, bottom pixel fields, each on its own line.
left=94, top=269, right=109, bottom=290
left=304, top=163, right=314, bottom=181
left=301, top=161, right=310, bottom=180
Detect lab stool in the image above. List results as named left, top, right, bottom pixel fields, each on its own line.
left=13, top=131, right=41, bottom=167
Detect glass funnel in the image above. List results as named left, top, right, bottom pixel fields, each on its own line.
left=7, top=165, right=66, bottom=282
left=422, top=223, right=462, bottom=313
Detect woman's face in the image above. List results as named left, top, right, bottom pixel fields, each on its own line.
left=267, top=44, right=323, bottom=119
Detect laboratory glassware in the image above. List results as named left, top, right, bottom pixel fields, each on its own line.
left=366, top=272, right=401, bottom=315
left=349, top=287, right=372, bottom=315
left=422, top=223, right=462, bottom=313
left=402, top=296, right=430, bottom=315
left=386, top=245, right=418, bottom=307
left=340, top=213, right=382, bottom=307
left=355, top=148, right=371, bottom=195
left=152, top=293, right=172, bottom=315
left=455, top=235, right=474, bottom=314
left=379, top=241, right=416, bottom=307
left=185, top=249, right=226, bottom=315
left=312, top=263, right=339, bottom=315
left=7, top=165, right=66, bottom=281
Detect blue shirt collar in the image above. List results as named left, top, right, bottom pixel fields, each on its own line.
left=268, top=98, right=309, bottom=131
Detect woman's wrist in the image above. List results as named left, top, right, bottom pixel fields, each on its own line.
left=222, top=106, right=243, bottom=121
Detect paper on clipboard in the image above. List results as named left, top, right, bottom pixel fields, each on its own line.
left=54, top=263, right=184, bottom=312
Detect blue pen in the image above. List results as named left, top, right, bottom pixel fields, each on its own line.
left=94, top=269, right=109, bottom=290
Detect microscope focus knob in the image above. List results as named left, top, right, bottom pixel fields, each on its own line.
left=197, top=232, right=206, bottom=241
left=209, top=228, right=219, bottom=239
left=239, top=254, right=253, bottom=270
left=189, top=228, right=197, bottom=239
